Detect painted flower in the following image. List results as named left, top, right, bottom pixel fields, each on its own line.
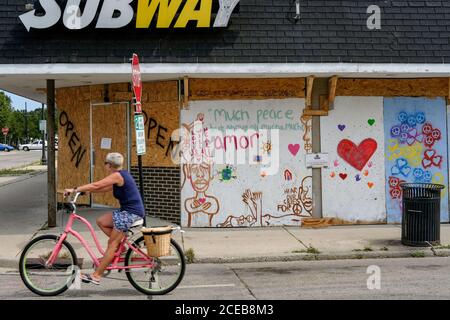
left=391, top=158, right=412, bottom=178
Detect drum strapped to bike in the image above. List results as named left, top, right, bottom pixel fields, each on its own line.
left=141, top=226, right=173, bottom=257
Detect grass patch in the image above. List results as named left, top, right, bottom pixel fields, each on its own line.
left=380, top=247, right=389, bottom=251
left=184, top=248, right=195, bottom=264
left=0, top=169, right=34, bottom=176
left=352, top=249, right=362, bottom=252
left=292, top=245, right=321, bottom=255
left=306, top=246, right=320, bottom=255
left=411, top=250, right=426, bottom=258
left=435, top=244, right=450, bottom=250
left=354, top=254, right=364, bottom=259
left=363, top=246, right=373, bottom=252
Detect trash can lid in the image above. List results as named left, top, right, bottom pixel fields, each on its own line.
left=399, top=183, right=445, bottom=190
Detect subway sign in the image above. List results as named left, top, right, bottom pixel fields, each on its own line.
left=19, top=0, right=240, bottom=31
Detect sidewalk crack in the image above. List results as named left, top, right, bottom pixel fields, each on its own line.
left=229, top=267, right=257, bottom=300
left=282, top=225, right=309, bottom=250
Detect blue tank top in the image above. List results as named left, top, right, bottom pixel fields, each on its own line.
left=113, top=170, right=145, bottom=218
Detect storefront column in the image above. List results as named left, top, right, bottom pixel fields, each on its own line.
left=311, top=78, right=328, bottom=218
left=47, top=79, right=57, bottom=228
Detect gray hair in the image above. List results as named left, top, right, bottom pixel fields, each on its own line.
left=106, top=152, right=124, bottom=169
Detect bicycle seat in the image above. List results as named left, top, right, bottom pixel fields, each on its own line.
left=131, top=219, right=144, bottom=228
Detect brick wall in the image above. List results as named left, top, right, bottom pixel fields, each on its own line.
left=130, top=166, right=181, bottom=224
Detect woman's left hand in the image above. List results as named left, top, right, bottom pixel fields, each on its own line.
left=63, top=188, right=76, bottom=196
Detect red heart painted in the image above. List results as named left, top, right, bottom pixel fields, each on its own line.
left=337, top=138, right=378, bottom=171
left=339, top=173, right=348, bottom=180
left=288, top=144, right=300, bottom=156
left=198, top=198, right=206, bottom=204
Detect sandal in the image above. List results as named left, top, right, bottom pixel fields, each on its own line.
left=80, top=273, right=100, bottom=285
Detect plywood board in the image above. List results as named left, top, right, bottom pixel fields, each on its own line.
left=321, top=97, right=386, bottom=223
left=336, top=78, right=448, bottom=97
left=180, top=99, right=312, bottom=228
left=131, top=101, right=180, bottom=167
left=384, top=97, right=449, bottom=223
left=56, top=87, right=91, bottom=205
left=91, top=103, right=128, bottom=207
left=190, top=78, right=306, bottom=100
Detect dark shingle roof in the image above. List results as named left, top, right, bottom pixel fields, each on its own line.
left=0, top=0, right=449, bottom=64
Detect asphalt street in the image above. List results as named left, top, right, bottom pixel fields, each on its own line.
left=1, top=257, right=450, bottom=300
left=0, top=150, right=43, bottom=170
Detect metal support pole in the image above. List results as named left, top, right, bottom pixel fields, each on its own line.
left=138, top=154, right=146, bottom=226
left=41, top=103, right=47, bottom=165
left=25, top=102, right=28, bottom=143
left=47, top=80, right=56, bottom=228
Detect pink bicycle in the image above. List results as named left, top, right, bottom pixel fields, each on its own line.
left=19, top=192, right=186, bottom=296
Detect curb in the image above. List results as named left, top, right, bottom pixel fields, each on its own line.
left=0, top=170, right=46, bottom=188
left=189, top=249, right=450, bottom=264
left=3, top=249, right=450, bottom=270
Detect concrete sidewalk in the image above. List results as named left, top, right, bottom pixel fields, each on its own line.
left=2, top=206, right=450, bottom=268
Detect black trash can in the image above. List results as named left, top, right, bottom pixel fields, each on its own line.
left=400, top=183, right=444, bottom=246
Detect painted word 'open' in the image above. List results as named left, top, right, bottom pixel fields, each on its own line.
left=19, top=0, right=240, bottom=32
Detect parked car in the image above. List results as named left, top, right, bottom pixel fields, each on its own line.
left=19, top=140, right=58, bottom=151
left=0, top=143, right=14, bottom=152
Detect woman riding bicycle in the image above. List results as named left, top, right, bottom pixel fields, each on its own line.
left=64, top=152, right=145, bottom=285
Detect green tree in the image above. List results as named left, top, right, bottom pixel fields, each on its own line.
left=0, top=92, right=12, bottom=129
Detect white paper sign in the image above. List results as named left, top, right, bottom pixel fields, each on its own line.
left=101, top=138, right=112, bottom=150
left=39, top=120, right=47, bottom=132
left=305, top=153, right=329, bottom=168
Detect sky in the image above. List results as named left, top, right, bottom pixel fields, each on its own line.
left=0, top=90, right=42, bottom=111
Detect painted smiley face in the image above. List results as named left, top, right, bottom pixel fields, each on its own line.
left=422, top=123, right=433, bottom=135
left=400, top=124, right=410, bottom=133
left=389, top=177, right=400, bottom=187
left=407, top=115, right=417, bottom=127
left=398, top=112, right=408, bottom=123
left=390, top=188, right=402, bottom=199
left=415, top=112, right=426, bottom=124
left=413, top=168, right=424, bottom=179
left=431, top=129, right=441, bottom=140
left=425, top=135, right=435, bottom=147
left=391, top=126, right=401, bottom=137
left=399, top=132, right=408, bottom=143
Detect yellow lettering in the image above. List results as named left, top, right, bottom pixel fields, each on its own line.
left=136, top=0, right=182, bottom=28
left=174, top=0, right=212, bottom=28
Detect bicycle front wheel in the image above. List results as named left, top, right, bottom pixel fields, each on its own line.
left=19, top=235, right=78, bottom=296
left=125, top=237, right=186, bottom=295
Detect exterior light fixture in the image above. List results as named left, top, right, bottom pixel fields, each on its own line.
left=294, top=0, right=301, bottom=20
left=287, top=0, right=301, bottom=23
left=25, top=3, right=34, bottom=11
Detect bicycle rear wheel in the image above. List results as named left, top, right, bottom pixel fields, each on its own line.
left=125, top=237, right=185, bottom=295
left=19, top=235, right=78, bottom=296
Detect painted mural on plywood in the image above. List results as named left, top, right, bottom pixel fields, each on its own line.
left=321, top=97, right=386, bottom=223
left=384, top=97, right=449, bottom=223
left=180, top=99, right=312, bottom=227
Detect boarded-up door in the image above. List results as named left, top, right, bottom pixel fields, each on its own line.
left=91, top=103, right=130, bottom=207
left=384, top=97, right=449, bottom=223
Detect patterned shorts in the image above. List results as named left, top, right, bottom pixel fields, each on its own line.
left=112, top=209, right=142, bottom=232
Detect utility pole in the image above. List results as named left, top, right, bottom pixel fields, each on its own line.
left=25, top=102, right=28, bottom=143
left=41, top=103, right=47, bottom=165
left=47, top=80, right=56, bottom=228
